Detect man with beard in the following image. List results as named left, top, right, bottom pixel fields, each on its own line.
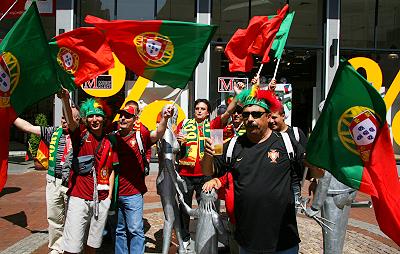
left=13, top=105, right=80, bottom=254
left=201, top=86, right=303, bottom=253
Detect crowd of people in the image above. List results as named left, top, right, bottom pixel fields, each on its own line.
left=13, top=76, right=323, bottom=254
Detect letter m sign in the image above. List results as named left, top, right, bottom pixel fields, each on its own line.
left=218, top=77, right=234, bottom=92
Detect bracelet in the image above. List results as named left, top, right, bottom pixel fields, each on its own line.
left=310, top=178, right=317, bottom=183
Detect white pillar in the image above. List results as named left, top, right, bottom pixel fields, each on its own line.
left=54, top=0, right=74, bottom=126
left=323, top=0, right=340, bottom=98
left=194, top=0, right=211, bottom=100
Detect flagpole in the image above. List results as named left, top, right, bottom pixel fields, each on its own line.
left=172, top=88, right=184, bottom=105
left=256, top=64, right=264, bottom=78
left=0, top=0, right=19, bottom=22
left=272, top=58, right=281, bottom=80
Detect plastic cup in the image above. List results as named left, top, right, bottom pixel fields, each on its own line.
left=210, top=129, right=224, bottom=155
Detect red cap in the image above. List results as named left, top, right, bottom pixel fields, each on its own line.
left=118, top=105, right=136, bottom=116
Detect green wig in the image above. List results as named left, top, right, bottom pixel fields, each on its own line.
left=80, top=98, right=106, bottom=118
left=236, top=85, right=281, bottom=112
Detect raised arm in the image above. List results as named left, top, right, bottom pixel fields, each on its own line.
left=59, top=87, right=78, bottom=132
left=150, top=105, right=173, bottom=143
left=220, top=82, right=245, bottom=125
left=13, top=118, right=41, bottom=136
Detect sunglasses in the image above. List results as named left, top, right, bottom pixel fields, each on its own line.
left=242, top=111, right=267, bottom=119
left=120, top=112, right=135, bottom=119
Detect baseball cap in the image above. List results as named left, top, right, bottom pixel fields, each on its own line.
left=118, top=105, right=136, bottom=116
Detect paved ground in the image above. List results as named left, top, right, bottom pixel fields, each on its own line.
left=0, top=161, right=399, bottom=254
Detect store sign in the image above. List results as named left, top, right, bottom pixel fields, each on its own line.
left=0, top=0, right=55, bottom=18
left=217, top=77, right=248, bottom=92
left=349, top=57, right=400, bottom=147
left=82, top=75, right=122, bottom=97
left=82, top=75, right=112, bottom=90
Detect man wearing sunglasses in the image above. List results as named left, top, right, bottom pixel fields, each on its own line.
left=201, top=87, right=303, bottom=254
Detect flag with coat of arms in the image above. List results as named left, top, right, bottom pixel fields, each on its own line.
left=48, top=27, right=115, bottom=90
left=0, top=2, right=61, bottom=191
left=85, top=15, right=217, bottom=89
left=307, top=58, right=400, bottom=247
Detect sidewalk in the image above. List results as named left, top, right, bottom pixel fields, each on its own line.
left=0, top=162, right=399, bottom=254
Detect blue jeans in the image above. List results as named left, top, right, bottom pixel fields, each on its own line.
left=239, top=245, right=299, bottom=254
left=115, top=194, right=145, bottom=254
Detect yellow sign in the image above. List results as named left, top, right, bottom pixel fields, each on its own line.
left=82, top=53, right=126, bottom=97
left=139, top=100, right=186, bottom=131
left=113, top=76, right=150, bottom=122
left=349, top=57, right=400, bottom=146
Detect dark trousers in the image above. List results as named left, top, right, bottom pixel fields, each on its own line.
left=179, top=175, right=211, bottom=241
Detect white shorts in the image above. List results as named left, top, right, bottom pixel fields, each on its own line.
left=63, top=196, right=111, bottom=253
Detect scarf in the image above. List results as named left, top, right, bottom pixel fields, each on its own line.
left=179, top=118, right=210, bottom=166
left=95, top=136, right=113, bottom=190
left=47, top=127, right=63, bottom=177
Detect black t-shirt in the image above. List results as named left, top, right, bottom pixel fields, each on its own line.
left=214, top=132, right=300, bottom=253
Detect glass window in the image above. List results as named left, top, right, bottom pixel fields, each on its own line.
left=78, top=0, right=114, bottom=26
left=377, top=0, right=400, bottom=49
left=341, top=0, right=375, bottom=48
left=117, top=0, right=155, bottom=20
left=212, top=0, right=249, bottom=42
left=156, top=0, right=195, bottom=21
left=286, top=0, right=322, bottom=46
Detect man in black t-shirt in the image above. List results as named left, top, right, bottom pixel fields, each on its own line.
left=202, top=87, right=301, bottom=253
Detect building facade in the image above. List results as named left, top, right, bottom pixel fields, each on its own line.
left=2, top=0, right=400, bottom=153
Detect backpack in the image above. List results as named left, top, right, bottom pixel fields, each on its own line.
left=226, top=133, right=303, bottom=191
left=293, top=126, right=300, bottom=143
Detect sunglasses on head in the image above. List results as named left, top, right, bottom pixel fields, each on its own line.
left=242, top=111, right=267, bottom=119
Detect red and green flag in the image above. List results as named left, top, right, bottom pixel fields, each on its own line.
left=307, top=59, right=400, bottom=246
left=0, top=2, right=61, bottom=191
left=49, top=27, right=114, bottom=91
left=85, top=15, right=216, bottom=89
left=271, top=11, right=295, bottom=59
left=225, top=4, right=288, bottom=73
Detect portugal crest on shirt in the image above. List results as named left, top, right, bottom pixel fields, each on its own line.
left=57, top=47, right=79, bottom=74
left=0, top=52, right=20, bottom=108
left=267, top=149, right=279, bottom=163
left=134, top=32, right=174, bottom=67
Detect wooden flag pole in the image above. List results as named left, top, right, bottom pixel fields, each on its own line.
left=172, top=88, right=184, bottom=106
left=256, top=64, right=264, bottom=78
left=0, top=0, right=19, bottom=22
left=272, top=58, right=281, bottom=80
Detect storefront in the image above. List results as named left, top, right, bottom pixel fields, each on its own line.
left=2, top=0, right=400, bottom=153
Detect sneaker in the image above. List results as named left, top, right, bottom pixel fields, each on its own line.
left=183, top=238, right=191, bottom=249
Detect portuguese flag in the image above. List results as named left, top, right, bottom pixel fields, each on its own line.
left=307, top=59, right=400, bottom=246
left=49, top=27, right=114, bottom=91
left=225, top=5, right=288, bottom=73
left=85, top=15, right=216, bottom=89
left=0, top=2, right=61, bottom=191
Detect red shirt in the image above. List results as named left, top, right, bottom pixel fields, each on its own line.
left=68, top=125, right=116, bottom=201
left=115, top=124, right=152, bottom=196
left=177, top=116, right=224, bottom=177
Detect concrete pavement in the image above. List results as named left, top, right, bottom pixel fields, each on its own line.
left=0, top=161, right=399, bottom=253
